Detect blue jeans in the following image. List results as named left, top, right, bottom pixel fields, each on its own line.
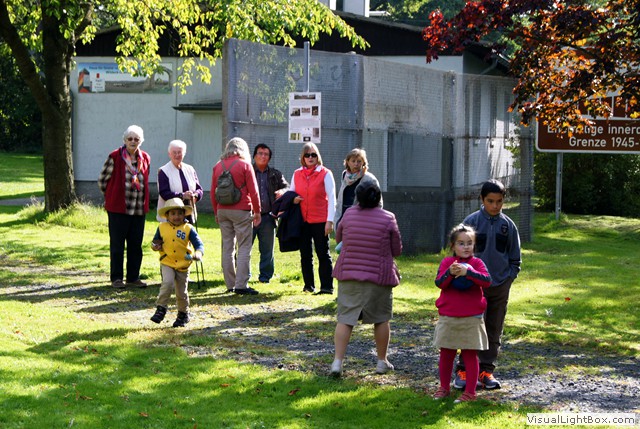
left=252, top=214, right=276, bottom=282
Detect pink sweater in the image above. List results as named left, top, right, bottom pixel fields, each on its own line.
left=434, top=256, right=491, bottom=317
left=333, top=206, right=402, bottom=286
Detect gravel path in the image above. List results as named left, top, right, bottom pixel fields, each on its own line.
left=2, top=258, right=638, bottom=415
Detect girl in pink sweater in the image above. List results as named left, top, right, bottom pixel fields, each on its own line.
left=433, top=224, right=491, bottom=403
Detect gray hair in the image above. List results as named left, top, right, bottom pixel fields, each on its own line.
left=123, top=125, right=144, bottom=143
left=221, top=137, right=251, bottom=161
left=168, top=139, right=187, bottom=153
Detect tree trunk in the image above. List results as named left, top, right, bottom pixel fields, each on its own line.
left=41, top=11, right=76, bottom=212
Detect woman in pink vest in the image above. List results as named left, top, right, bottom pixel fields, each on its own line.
left=290, top=143, right=336, bottom=294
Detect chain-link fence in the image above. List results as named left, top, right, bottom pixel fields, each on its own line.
left=224, top=39, right=533, bottom=254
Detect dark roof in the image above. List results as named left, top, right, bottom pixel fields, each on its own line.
left=75, top=12, right=509, bottom=72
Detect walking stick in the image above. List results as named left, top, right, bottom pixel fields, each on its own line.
left=190, top=195, right=205, bottom=289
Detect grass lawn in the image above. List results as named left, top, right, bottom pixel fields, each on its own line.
left=0, top=152, right=638, bottom=428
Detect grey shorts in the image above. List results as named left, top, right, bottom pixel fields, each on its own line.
left=336, top=280, right=393, bottom=325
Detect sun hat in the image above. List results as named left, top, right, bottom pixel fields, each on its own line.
left=158, top=197, right=193, bottom=218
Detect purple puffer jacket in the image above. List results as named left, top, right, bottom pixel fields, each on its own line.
left=332, top=206, right=402, bottom=286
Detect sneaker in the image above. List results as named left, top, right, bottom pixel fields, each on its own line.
left=150, top=306, right=167, bottom=324
left=126, top=279, right=147, bottom=288
left=454, top=392, right=477, bottom=403
left=433, top=386, right=450, bottom=400
left=172, top=311, right=190, bottom=327
left=330, top=359, right=343, bottom=376
left=375, top=360, right=394, bottom=374
left=111, top=279, right=125, bottom=288
left=453, top=370, right=467, bottom=390
left=234, top=287, right=259, bottom=295
left=478, top=371, right=501, bottom=389
left=302, top=286, right=315, bottom=293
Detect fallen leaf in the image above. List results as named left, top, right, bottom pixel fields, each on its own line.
left=288, top=388, right=300, bottom=396
left=139, top=412, right=149, bottom=418
left=220, top=383, right=230, bottom=388
left=565, top=297, right=571, bottom=302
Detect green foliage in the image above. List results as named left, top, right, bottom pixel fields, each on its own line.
left=0, top=43, right=42, bottom=152
left=372, top=0, right=467, bottom=24
left=535, top=151, right=640, bottom=217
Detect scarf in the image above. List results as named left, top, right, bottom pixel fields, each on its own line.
left=121, top=145, right=141, bottom=191
left=303, top=165, right=318, bottom=178
left=344, top=169, right=364, bottom=186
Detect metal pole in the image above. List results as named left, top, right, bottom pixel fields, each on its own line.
left=555, top=152, right=563, bottom=220
left=304, top=41, right=310, bottom=92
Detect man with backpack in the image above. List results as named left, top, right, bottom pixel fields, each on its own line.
left=211, top=137, right=262, bottom=295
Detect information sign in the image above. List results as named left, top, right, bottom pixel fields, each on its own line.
left=288, top=92, right=321, bottom=144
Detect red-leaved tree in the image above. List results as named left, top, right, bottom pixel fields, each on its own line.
left=422, top=0, right=640, bottom=133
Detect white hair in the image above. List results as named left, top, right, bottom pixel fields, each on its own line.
left=168, top=139, right=187, bottom=153
left=123, top=125, right=144, bottom=143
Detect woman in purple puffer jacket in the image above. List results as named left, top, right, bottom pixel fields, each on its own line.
left=330, top=182, right=402, bottom=377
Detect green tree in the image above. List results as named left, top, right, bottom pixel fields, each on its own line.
left=0, top=42, right=42, bottom=152
left=0, top=0, right=365, bottom=212
left=372, top=0, right=466, bottom=24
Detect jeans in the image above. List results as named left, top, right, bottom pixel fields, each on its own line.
left=252, top=214, right=276, bottom=282
left=107, top=212, right=145, bottom=282
left=299, top=222, right=333, bottom=292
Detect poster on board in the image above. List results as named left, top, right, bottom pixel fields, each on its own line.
left=288, top=92, right=321, bottom=144
left=76, top=62, right=172, bottom=94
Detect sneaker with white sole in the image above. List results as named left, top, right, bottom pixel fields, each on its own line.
left=453, top=370, right=467, bottom=389
left=375, top=360, right=394, bottom=374
left=330, top=359, right=343, bottom=376
left=478, top=371, right=501, bottom=389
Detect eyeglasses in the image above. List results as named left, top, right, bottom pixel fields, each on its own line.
left=126, top=137, right=140, bottom=142
left=304, top=153, right=318, bottom=158
left=256, top=151, right=270, bottom=157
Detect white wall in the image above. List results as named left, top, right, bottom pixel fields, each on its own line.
left=71, top=57, right=224, bottom=193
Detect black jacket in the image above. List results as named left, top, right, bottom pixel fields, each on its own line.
left=253, top=164, right=289, bottom=214
left=271, top=191, right=302, bottom=252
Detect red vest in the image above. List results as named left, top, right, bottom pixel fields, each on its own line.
left=104, top=147, right=150, bottom=214
left=294, top=166, right=328, bottom=223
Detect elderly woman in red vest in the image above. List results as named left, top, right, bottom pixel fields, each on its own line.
left=98, top=125, right=151, bottom=289
left=290, top=143, right=336, bottom=295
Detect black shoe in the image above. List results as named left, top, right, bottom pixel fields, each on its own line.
left=234, top=287, right=259, bottom=295
left=314, top=290, right=333, bottom=295
left=150, top=306, right=167, bottom=324
left=258, top=279, right=270, bottom=284
left=302, top=286, right=315, bottom=293
left=172, top=311, right=190, bottom=327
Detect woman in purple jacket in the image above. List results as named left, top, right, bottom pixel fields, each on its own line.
left=330, top=182, right=402, bottom=376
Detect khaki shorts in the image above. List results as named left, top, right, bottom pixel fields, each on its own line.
left=336, top=280, right=393, bottom=325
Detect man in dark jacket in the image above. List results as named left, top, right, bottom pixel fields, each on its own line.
left=252, top=144, right=289, bottom=283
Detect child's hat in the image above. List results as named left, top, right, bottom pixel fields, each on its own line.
left=158, top=197, right=193, bottom=218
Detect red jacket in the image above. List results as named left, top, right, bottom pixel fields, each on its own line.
left=104, top=147, right=150, bottom=214
left=210, top=156, right=261, bottom=215
left=434, top=256, right=491, bottom=317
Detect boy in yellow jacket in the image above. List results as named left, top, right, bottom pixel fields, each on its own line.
left=150, top=198, right=204, bottom=327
